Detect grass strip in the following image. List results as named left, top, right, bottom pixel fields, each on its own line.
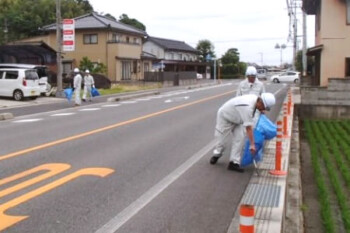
left=317, top=121, right=350, bottom=232
left=304, top=120, right=335, bottom=233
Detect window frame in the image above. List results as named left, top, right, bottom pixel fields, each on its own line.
left=83, top=34, right=98, bottom=44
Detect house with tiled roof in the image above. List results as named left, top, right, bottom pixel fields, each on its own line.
left=143, top=37, right=208, bottom=74
left=19, top=12, right=151, bottom=82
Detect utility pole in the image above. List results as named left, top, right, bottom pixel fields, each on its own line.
left=293, top=0, right=297, bottom=70
left=302, top=10, right=307, bottom=76
left=56, top=0, right=63, bottom=97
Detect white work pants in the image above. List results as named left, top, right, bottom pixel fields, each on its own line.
left=83, top=85, right=92, bottom=101
left=74, top=87, right=81, bottom=105
left=213, top=111, right=246, bottom=164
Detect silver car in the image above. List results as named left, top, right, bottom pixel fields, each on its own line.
left=270, top=71, right=300, bottom=83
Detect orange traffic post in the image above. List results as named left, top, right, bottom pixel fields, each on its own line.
left=240, top=204, right=255, bottom=233
left=270, top=121, right=287, bottom=176
left=282, top=103, right=289, bottom=138
left=287, top=91, right=292, bottom=115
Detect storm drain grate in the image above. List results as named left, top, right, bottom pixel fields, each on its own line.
left=241, top=184, right=281, bottom=207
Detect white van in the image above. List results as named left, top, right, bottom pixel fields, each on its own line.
left=0, top=64, right=50, bottom=95
left=0, top=68, right=41, bottom=100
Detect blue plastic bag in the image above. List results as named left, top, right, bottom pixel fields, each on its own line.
left=91, top=87, right=100, bottom=97
left=255, top=114, right=277, bottom=140
left=241, top=130, right=264, bottom=167
left=64, top=88, right=73, bottom=102
left=240, top=115, right=277, bottom=167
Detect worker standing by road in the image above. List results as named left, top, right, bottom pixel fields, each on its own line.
left=236, top=66, right=265, bottom=97
left=73, top=68, right=82, bottom=106
left=210, top=93, right=276, bottom=172
left=82, top=69, right=95, bottom=102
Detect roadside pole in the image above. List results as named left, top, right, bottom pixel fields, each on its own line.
left=56, top=0, right=63, bottom=97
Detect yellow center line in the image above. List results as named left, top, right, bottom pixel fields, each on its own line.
left=0, top=90, right=234, bottom=161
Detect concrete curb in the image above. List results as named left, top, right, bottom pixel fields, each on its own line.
left=106, top=91, right=161, bottom=102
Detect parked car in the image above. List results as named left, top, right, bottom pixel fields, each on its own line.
left=0, top=64, right=51, bottom=95
left=0, top=68, right=41, bottom=100
left=256, top=69, right=267, bottom=80
left=270, top=71, right=300, bottom=83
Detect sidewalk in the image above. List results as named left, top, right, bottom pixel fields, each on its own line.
left=227, top=87, right=302, bottom=233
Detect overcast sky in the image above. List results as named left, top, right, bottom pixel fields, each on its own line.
left=89, top=0, right=315, bottom=66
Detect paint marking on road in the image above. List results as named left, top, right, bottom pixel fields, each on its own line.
left=102, top=104, right=121, bottom=107
left=12, top=119, right=42, bottom=123
left=51, top=113, right=76, bottom=116
left=120, top=101, right=137, bottom=104
left=95, top=139, right=216, bottom=233
left=0, top=165, right=114, bottom=231
left=78, top=108, right=101, bottom=111
left=0, top=90, right=234, bottom=161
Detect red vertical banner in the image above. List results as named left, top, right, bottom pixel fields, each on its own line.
left=62, top=19, right=75, bottom=51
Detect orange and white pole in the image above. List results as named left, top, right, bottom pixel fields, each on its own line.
left=270, top=121, right=287, bottom=176
left=240, top=204, right=255, bottom=233
left=283, top=103, right=289, bottom=138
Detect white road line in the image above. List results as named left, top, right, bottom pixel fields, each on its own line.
left=78, top=108, right=101, bottom=111
left=120, top=101, right=137, bottom=104
left=95, top=139, right=216, bottom=233
left=51, top=113, right=76, bottom=116
left=102, top=104, right=121, bottom=107
left=12, top=119, right=42, bottom=123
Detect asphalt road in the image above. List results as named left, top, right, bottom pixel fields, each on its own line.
left=0, top=81, right=288, bottom=233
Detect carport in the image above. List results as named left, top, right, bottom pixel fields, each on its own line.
left=0, top=41, right=56, bottom=66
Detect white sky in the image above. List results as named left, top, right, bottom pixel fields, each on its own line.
left=89, top=0, right=315, bottom=66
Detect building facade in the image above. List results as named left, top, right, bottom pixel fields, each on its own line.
left=303, top=0, right=350, bottom=86
left=19, top=12, right=150, bottom=83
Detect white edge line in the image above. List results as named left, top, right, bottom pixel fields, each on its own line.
left=95, top=139, right=216, bottom=233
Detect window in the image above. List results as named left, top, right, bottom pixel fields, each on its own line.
left=112, top=33, right=120, bottom=42
left=5, top=71, right=18, bottom=79
left=133, top=38, right=140, bottom=44
left=346, top=58, right=350, bottom=76
left=0, top=71, right=4, bottom=79
left=347, top=0, right=350, bottom=24
left=133, top=61, right=137, bottom=73
left=83, top=34, right=98, bottom=44
left=126, top=37, right=130, bottom=43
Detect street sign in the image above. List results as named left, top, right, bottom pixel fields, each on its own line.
left=63, top=19, right=75, bottom=52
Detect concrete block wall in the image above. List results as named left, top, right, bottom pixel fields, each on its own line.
left=300, top=78, right=350, bottom=106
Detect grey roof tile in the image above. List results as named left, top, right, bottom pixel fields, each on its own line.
left=148, top=37, right=198, bottom=53
left=42, top=12, right=147, bottom=36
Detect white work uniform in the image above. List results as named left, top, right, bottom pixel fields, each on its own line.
left=83, top=74, right=95, bottom=101
left=73, top=73, right=82, bottom=105
left=233, top=78, right=265, bottom=162
left=236, top=78, right=265, bottom=97
left=213, top=94, right=257, bottom=164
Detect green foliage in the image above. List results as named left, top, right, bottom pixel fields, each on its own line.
left=0, top=0, right=93, bottom=44
left=295, top=50, right=315, bottom=73
left=196, top=39, right=215, bottom=62
left=79, top=56, right=107, bottom=74
left=118, top=14, right=146, bottom=31
left=220, top=48, right=245, bottom=78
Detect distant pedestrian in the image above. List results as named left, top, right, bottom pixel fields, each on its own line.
left=73, top=68, right=82, bottom=106
left=210, top=93, right=276, bottom=172
left=236, top=66, right=265, bottom=97
left=82, top=69, right=95, bottom=102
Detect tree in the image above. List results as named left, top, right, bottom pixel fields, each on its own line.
left=295, top=50, right=314, bottom=74
left=118, top=14, right=146, bottom=31
left=220, top=48, right=245, bottom=78
left=196, top=39, right=215, bottom=62
left=0, top=0, right=93, bottom=44
left=79, top=56, right=107, bottom=74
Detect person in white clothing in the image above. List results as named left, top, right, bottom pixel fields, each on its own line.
left=73, top=68, right=82, bottom=106
left=82, top=69, right=95, bottom=102
left=236, top=66, right=265, bottom=97
left=233, top=66, right=267, bottom=163
left=210, top=93, right=276, bottom=172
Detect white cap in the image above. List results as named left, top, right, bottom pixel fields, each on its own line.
left=74, top=68, right=80, bottom=73
left=261, top=93, right=276, bottom=110
left=85, top=69, right=90, bottom=73
left=245, top=66, right=257, bottom=76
